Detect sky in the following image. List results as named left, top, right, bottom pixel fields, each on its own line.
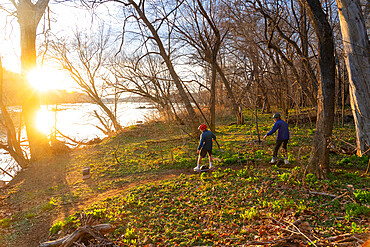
left=0, top=0, right=123, bottom=91
left=0, top=0, right=202, bottom=93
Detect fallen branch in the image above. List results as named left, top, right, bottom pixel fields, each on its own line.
left=322, top=192, right=348, bottom=206
left=323, top=233, right=352, bottom=242
left=243, top=236, right=294, bottom=246
left=39, top=224, right=115, bottom=247
left=270, top=216, right=318, bottom=247
left=308, top=190, right=337, bottom=197
left=319, top=234, right=364, bottom=246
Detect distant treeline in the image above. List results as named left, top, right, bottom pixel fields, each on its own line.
left=2, top=69, right=90, bottom=105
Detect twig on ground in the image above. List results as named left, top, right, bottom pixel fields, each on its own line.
left=308, top=190, right=337, bottom=197
left=243, top=236, right=293, bottom=246
left=322, top=192, right=348, bottom=206
left=269, top=216, right=318, bottom=247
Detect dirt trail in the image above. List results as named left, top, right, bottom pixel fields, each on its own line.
left=0, top=153, right=192, bottom=247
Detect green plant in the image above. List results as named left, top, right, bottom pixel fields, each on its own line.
left=278, top=172, right=290, bottom=182
left=345, top=203, right=370, bottom=220
left=255, top=150, right=264, bottom=159
left=87, top=208, right=107, bottom=219
left=212, top=169, right=225, bottom=179
left=337, top=158, right=351, bottom=166
left=353, top=190, right=370, bottom=204
left=42, top=197, right=60, bottom=211
left=0, top=218, right=11, bottom=228
left=49, top=220, right=65, bottom=235
left=240, top=207, right=259, bottom=220
left=123, top=228, right=137, bottom=244
left=305, top=173, right=317, bottom=185
left=25, top=213, right=35, bottom=219
left=351, top=222, right=367, bottom=234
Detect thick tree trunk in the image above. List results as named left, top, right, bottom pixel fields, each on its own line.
left=305, top=0, right=336, bottom=179
left=336, top=0, right=370, bottom=156
left=17, top=0, right=50, bottom=160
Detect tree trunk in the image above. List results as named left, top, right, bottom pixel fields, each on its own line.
left=336, top=0, right=370, bottom=156
left=210, top=61, right=217, bottom=132
left=17, top=0, right=50, bottom=160
left=215, top=63, right=244, bottom=125
left=90, top=95, right=122, bottom=133
left=305, top=0, right=336, bottom=179
left=0, top=58, right=29, bottom=168
left=300, top=2, right=310, bottom=107
left=127, top=0, right=198, bottom=129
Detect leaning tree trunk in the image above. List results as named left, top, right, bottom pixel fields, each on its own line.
left=93, top=97, right=122, bottom=133
left=336, top=0, right=370, bottom=156
left=128, top=0, right=199, bottom=129
left=305, top=0, right=336, bottom=179
left=17, top=0, right=50, bottom=161
left=0, top=58, right=29, bottom=168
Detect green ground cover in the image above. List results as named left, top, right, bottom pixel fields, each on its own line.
left=0, top=111, right=369, bottom=246
left=52, top=166, right=370, bottom=246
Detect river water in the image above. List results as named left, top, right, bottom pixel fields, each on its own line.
left=0, top=101, right=157, bottom=182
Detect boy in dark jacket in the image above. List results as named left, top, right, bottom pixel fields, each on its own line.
left=263, top=113, right=290, bottom=164
left=194, top=124, right=216, bottom=171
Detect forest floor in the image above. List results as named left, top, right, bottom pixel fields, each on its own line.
left=0, top=111, right=369, bottom=247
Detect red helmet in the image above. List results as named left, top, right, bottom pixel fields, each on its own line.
left=198, top=124, right=207, bottom=131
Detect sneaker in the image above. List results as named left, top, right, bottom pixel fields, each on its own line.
left=194, top=166, right=200, bottom=172
left=284, top=159, right=290, bottom=165
left=270, top=157, right=277, bottom=164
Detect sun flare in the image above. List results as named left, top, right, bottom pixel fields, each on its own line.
left=36, top=108, right=54, bottom=135
left=27, top=67, right=73, bottom=92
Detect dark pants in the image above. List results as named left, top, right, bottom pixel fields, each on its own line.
left=273, top=139, right=288, bottom=157
left=199, top=149, right=212, bottom=158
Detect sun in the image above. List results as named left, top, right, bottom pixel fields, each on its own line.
left=27, top=66, right=73, bottom=92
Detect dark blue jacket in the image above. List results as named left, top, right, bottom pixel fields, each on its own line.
left=266, top=119, right=289, bottom=140
left=198, top=130, right=216, bottom=151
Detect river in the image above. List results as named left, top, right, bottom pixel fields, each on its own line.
left=0, top=101, right=157, bottom=182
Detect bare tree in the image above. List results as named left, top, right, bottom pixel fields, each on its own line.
left=0, top=57, right=29, bottom=169
left=336, top=0, right=370, bottom=156
left=253, top=0, right=318, bottom=107
left=110, top=54, right=183, bottom=123
left=175, top=0, right=243, bottom=128
left=112, top=0, right=199, bottom=129
left=1, top=0, right=51, bottom=160
left=220, top=0, right=318, bottom=120
left=49, top=28, right=122, bottom=134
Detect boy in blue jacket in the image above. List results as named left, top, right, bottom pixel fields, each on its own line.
left=263, top=113, right=290, bottom=164
left=194, top=124, right=216, bottom=171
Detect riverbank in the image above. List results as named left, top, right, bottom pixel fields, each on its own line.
left=0, top=112, right=369, bottom=246
left=0, top=100, right=157, bottom=182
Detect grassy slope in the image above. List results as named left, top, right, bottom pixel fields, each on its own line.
left=0, top=112, right=369, bottom=246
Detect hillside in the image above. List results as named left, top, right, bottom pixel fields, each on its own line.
left=0, top=112, right=369, bottom=246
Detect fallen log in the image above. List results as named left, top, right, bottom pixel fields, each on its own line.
left=39, top=224, right=115, bottom=247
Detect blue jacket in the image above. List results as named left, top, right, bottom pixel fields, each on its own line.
left=198, top=130, right=216, bottom=151
left=266, top=119, right=289, bottom=140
